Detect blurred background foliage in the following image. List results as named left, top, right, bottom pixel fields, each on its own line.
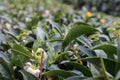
left=62, top=0, right=120, bottom=16
left=1, top=0, right=120, bottom=16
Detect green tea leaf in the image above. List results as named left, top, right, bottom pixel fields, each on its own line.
left=42, top=70, right=76, bottom=78
left=77, top=36, right=92, bottom=48
left=81, top=57, right=117, bottom=76
left=0, top=58, right=12, bottom=80
left=62, top=62, right=92, bottom=77
left=92, top=44, right=117, bottom=59
left=19, top=70, right=39, bottom=80
left=55, top=52, right=69, bottom=62
left=65, top=76, right=86, bottom=80
left=12, top=44, right=32, bottom=58
left=62, top=22, right=97, bottom=50
left=32, top=38, right=41, bottom=52
left=0, top=51, right=9, bottom=63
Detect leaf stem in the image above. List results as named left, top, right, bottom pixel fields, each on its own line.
left=40, top=59, right=43, bottom=80
left=100, top=56, right=109, bottom=80
left=40, top=53, right=43, bottom=80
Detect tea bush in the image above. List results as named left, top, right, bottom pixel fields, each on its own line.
left=0, top=0, right=120, bottom=80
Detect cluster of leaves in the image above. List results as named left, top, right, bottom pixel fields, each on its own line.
left=0, top=0, right=120, bottom=80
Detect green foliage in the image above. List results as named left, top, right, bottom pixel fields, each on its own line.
left=61, top=62, right=92, bottom=77
left=62, top=22, right=97, bottom=50
left=32, top=38, right=41, bottom=52
left=12, top=44, right=32, bottom=58
left=0, top=0, right=120, bottom=80
left=92, top=44, right=117, bottom=59
left=81, top=57, right=117, bottom=76
left=19, top=70, right=39, bottom=80
left=42, top=70, right=76, bottom=78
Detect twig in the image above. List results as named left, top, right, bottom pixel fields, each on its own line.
left=40, top=53, right=43, bottom=80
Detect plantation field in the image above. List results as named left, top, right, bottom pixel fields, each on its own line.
left=0, top=0, right=120, bottom=80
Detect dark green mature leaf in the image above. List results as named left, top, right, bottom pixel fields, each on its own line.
left=49, top=38, right=63, bottom=42
left=78, top=46, right=91, bottom=56
left=0, top=51, right=9, bottom=63
left=62, top=62, right=92, bottom=77
left=19, top=70, right=39, bottom=80
left=32, top=38, right=41, bottom=52
left=77, top=36, right=92, bottom=48
left=81, top=57, right=117, bottom=76
left=92, top=44, right=117, bottom=58
left=42, top=70, right=76, bottom=78
left=51, top=21, right=63, bottom=37
left=62, top=22, right=97, bottom=50
left=65, top=76, right=86, bottom=80
left=0, top=58, right=12, bottom=80
left=33, top=27, right=46, bottom=42
left=12, top=44, right=32, bottom=58
left=0, top=64, right=11, bottom=80
left=0, top=32, right=6, bottom=44
left=11, top=53, right=29, bottom=67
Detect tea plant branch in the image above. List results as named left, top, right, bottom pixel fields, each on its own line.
left=40, top=51, right=44, bottom=80
left=100, top=56, right=110, bottom=80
